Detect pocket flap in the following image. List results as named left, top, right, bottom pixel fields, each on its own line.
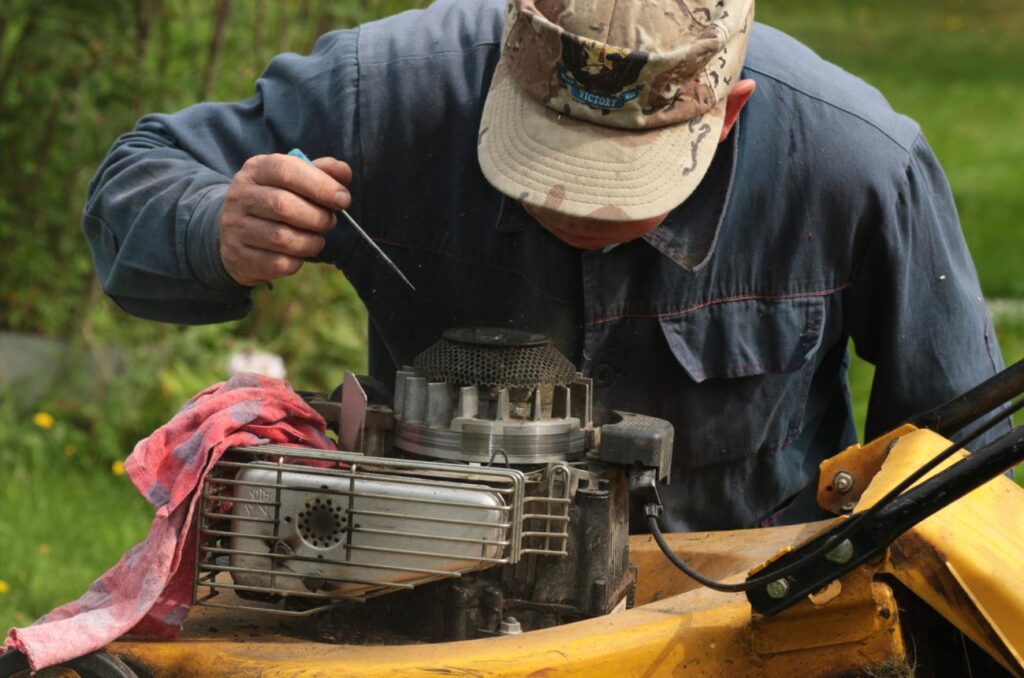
left=658, top=296, right=826, bottom=383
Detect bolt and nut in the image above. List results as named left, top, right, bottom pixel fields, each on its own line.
left=765, top=578, right=791, bottom=599
left=825, top=538, right=855, bottom=565
left=499, top=616, right=523, bottom=635
left=832, top=471, right=855, bottom=493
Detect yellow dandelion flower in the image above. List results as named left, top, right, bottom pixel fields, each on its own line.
left=39, top=544, right=51, bottom=556
left=64, top=444, right=77, bottom=457
left=32, top=411, right=55, bottom=429
left=160, top=379, right=175, bottom=398
left=111, top=460, right=126, bottom=476
left=0, top=580, right=9, bottom=594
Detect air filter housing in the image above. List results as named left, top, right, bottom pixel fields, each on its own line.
left=395, top=328, right=594, bottom=464
left=413, top=328, right=577, bottom=390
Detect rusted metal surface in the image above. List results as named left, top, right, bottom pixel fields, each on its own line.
left=750, top=564, right=901, bottom=656
left=862, top=429, right=1024, bottom=675
left=110, top=585, right=904, bottom=677
left=630, top=520, right=830, bottom=605
left=887, top=531, right=1021, bottom=673
left=109, top=524, right=905, bottom=677
left=103, top=429, right=1024, bottom=676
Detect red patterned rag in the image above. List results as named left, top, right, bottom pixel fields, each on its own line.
left=4, top=373, right=336, bottom=671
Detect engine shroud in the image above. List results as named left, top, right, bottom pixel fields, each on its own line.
left=395, top=328, right=595, bottom=464
left=194, top=328, right=673, bottom=641
left=414, top=328, right=576, bottom=389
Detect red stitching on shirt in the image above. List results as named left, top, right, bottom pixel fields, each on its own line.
left=372, top=237, right=573, bottom=306
left=586, top=282, right=853, bottom=327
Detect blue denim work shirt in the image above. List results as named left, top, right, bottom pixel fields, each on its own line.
left=83, top=0, right=1007, bottom=531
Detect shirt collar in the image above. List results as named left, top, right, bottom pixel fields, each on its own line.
left=641, top=117, right=738, bottom=272
left=492, top=195, right=537, bottom=233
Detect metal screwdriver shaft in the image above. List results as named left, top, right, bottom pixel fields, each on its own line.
left=337, top=209, right=416, bottom=292
left=287, top=148, right=416, bottom=292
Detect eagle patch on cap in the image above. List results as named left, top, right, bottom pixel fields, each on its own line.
left=557, top=36, right=649, bottom=110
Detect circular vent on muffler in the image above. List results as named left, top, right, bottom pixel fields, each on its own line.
left=413, top=328, right=576, bottom=390
left=297, top=498, right=345, bottom=549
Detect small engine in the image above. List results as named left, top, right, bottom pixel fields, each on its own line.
left=194, top=328, right=673, bottom=641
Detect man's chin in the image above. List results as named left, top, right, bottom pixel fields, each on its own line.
left=545, top=225, right=630, bottom=250
left=522, top=202, right=666, bottom=250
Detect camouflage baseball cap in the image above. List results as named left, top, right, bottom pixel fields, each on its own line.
left=478, top=0, right=754, bottom=221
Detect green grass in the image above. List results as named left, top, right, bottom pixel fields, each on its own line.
left=2, top=0, right=1023, bottom=634
left=758, top=0, right=1024, bottom=299
left=848, top=311, right=1024, bottom=441
left=0, top=435, right=151, bottom=630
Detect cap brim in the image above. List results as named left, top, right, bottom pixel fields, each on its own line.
left=478, top=67, right=726, bottom=221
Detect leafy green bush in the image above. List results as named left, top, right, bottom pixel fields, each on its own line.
left=1, top=0, right=428, bottom=335
left=0, top=1, right=396, bottom=462
left=4, top=265, right=365, bottom=463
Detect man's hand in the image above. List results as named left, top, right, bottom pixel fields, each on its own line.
left=219, top=153, right=352, bottom=286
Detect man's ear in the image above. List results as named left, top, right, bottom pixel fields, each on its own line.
left=719, top=78, right=756, bottom=142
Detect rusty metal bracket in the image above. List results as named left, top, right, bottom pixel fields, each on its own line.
left=748, top=424, right=1024, bottom=617
left=817, top=424, right=918, bottom=514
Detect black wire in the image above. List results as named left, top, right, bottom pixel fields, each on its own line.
left=648, top=514, right=751, bottom=592
left=648, top=396, right=1024, bottom=593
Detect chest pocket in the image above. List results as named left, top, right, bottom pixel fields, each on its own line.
left=657, top=296, right=826, bottom=469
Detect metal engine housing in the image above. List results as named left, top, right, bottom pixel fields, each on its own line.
left=193, top=328, right=673, bottom=640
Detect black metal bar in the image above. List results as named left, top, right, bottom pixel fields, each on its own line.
left=867, top=423, right=1024, bottom=544
left=909, top=359, right=1024, bottom=437
left=746, top=424, right=1024, bottom=616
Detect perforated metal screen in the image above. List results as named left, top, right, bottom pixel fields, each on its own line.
left=413, top=332, right=576, bottom=389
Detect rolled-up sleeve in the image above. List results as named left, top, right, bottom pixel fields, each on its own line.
left=83, top=27, right=362, bottom=324
left=847, top=134, right=1009, bottom=444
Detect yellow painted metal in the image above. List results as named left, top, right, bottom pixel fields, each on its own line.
left=109, top=522, right=905, bottom=677
left=817, top=423, right=918, bottom=514
left=105, top=425, right=1024, bottom=676
left=631, top=521, right=827, bottom=605
left=856, top=428, right=1024, bottom=674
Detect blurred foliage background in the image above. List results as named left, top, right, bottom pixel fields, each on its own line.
left=1, top=0, right=1021, bottom=632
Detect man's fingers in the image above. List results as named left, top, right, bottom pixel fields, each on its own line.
left=240, top=248, right=305, bottom=283
left=311, top=156, right=353, bottom=186
left=220, top=152, right=356, bottom=286
left=246, top=153, right=350, bottom=210
left=220, top=238, right=306, bottom=287
left=241, top=185, right=337, bottom=233
left=238, top=216, right=326, bottom=259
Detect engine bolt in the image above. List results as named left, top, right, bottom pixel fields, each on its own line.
left=832, top=471, right=855, bottom=494
left=499, top=616, right=522, bottom=635
left=766, top=578, right=790, bottom=599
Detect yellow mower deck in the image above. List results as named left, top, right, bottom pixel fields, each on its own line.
left=108, top=429, right=1024, bottom=677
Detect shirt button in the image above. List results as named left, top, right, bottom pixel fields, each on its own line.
left=593, top=363, right=616, bottom=387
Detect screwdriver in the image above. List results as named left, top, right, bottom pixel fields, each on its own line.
left=287, top=148, right=416, bottom=292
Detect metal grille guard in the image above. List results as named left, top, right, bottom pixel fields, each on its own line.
left=194, top=444, right=569, bottom=615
